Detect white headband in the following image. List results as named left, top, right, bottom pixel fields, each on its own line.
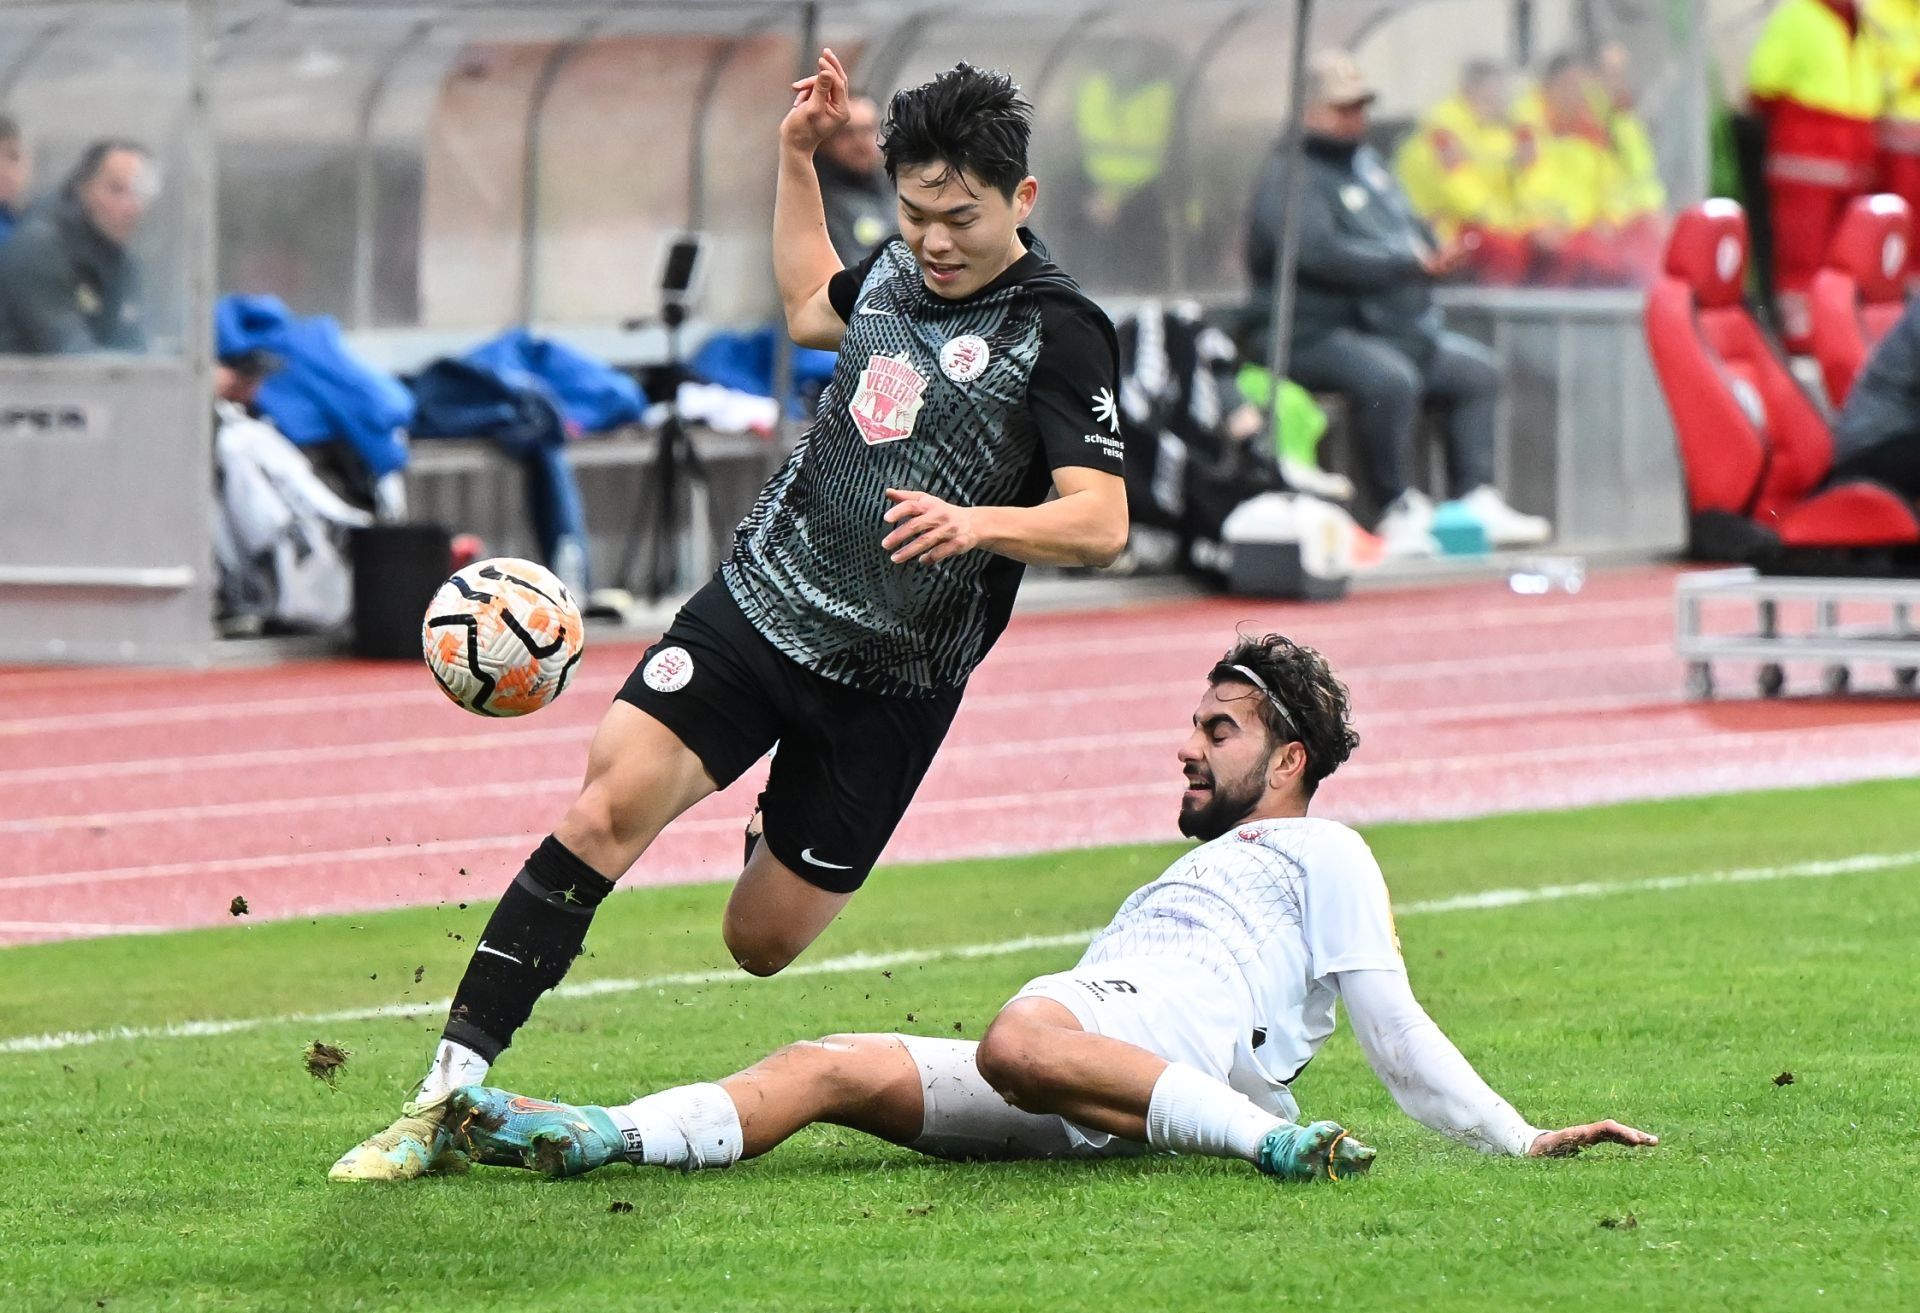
left=1226, top=663, right=1301, bottom=741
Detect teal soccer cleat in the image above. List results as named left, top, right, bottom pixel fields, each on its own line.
left=1255, top=1120, right=1377, bottom=1183
left=447, top=1086, right=630, bottom=1178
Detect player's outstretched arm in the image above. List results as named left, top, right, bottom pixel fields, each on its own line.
left=1336, top=968, right=1655, bottom=1158
left=1527, top=1120, right=1658, bottom=1157
left=881, top=467, right=1129, bottom=568
left=776, top=47, right=852, bottom=350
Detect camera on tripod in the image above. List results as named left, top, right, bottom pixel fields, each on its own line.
left=614, top=232, right=710, bottom=607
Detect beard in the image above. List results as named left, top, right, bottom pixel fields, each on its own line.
left=1177, top=759, right=1269, bottom=842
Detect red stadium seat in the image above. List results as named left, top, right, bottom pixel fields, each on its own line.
left=1645, top=200, right=1920, bottom=560
left=1808, top=194, right=1912, bottom=407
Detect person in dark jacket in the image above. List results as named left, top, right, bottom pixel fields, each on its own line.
left=815, top=94, right=895, bottom=264
left=1245, top=52, right=1549, bottom=556
left=0, top=139, right=152, bottom=354
left=1830, top=293, right=1920, bottom=498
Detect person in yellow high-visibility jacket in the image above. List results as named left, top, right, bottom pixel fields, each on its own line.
left=1394, top=60, right=1533, bottom=284
left=1867, top=0, right=1920, bottom=272
left=1595, top=42, right=1668, bottom=284
left=1748, top=0, right=1882, bottom=348
left=1512, top=53, right=1642, bottom=285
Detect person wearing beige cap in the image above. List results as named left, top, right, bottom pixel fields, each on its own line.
left=1245, top=50, right=1551, bottom=557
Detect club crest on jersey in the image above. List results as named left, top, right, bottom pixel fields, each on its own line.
left=850, top=353, right=928, bottom=445
left=939, top=334, right=990, bottom=383
left=642, top=645, right=694, bottom=693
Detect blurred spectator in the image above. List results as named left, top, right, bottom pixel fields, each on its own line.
left=1828, top=291, right=1920, bottom=498
left=0, top=139, right=152, bottom=354
left=1511, top=53, right=1654, bottom=286
left=1244, top=50, right=1551, bottom=557
left=1868, top=0, right=1920, bottom=272
left=1595, top=43, right=1669, bottom=266
left=1067, top=57, right=1178, bottom=286
left=1747, top=0, right=1881, bottom=350
left=1395, top=60, right=1533, bottom=285
left=815, top=94, right=893, bottom=265
left=0, top=115, right=28, bottom=246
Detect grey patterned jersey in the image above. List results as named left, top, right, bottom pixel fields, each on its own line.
left=723, top=235, right=1123, bottom=697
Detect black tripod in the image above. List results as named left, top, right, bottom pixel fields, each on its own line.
left=616, top=299, right=710, bottom=603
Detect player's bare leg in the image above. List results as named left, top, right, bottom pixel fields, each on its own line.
left=446, top=1035, right=926, bottom=1177
left=329, top=703, right=719, bottom=1182
left=977, top=998, right=1374, bottom=1182
left=722, top=842, right=856, bottom=976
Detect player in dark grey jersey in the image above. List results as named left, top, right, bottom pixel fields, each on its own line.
left=331, top=49, right=1128, bottom=1181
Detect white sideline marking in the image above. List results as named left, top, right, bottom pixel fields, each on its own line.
left=4, top=847, right=1915, bottom=1057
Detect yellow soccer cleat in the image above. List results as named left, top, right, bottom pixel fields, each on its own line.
left=327, top=1092, right=466, bottom=1182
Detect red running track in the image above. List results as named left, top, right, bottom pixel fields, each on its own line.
left=4, top=563, right=1919, bottom=947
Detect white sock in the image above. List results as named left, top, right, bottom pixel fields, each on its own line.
left=604, top=1083, right=744, bottom=1171
left=419, top=1039, right=490, bottom=1102
left=1145, top=1062, right=1288, bottom=1163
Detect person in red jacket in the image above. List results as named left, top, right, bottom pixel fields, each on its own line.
left=1748, top=0, right=1883, bottom=349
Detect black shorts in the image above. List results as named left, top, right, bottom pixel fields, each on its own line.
left=616, top=577, right=962, bottom=894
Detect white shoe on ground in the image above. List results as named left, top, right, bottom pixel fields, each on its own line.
left=1374, top=490, right=1440, bottom=559
left=1458, top=485, right=1552, bottom=547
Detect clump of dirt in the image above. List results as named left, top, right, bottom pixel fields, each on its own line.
left=414, top=965, right=426, bottom=984
left=228, top=896, right=249, bottom=917
left=1597, top=1213, right=1638, bottom=1231
left=303, top=1041, right=350, bottom=1085
left=608, top=1201, right=634, bottom=1214
left=1773, top=1071, right=1795, bottom=1087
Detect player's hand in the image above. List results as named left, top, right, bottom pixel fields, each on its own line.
left=882, top=488, right=978, bottom=564
left=1527, top=1120, right=1658, bottom=1157
left=780, top=48, right=852, bottom=153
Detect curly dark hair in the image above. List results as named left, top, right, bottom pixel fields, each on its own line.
left=882, top=63, right=1032, bottom=199
left=1208, top=632, right=1360, bottom=799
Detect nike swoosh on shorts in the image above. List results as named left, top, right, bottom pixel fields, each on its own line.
left=801, top=847, right=853, bottom=870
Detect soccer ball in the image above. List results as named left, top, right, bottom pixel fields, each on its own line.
left=421, top=557, right=584, bottom=717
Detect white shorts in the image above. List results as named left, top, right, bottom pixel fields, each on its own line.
left=894, top=1034, right=1142, bottom=1161
left=1016, top=954, right=1301, bottom=1123
left=895, top=955, right=1295, bottom=1163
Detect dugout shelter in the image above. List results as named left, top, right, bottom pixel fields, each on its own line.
left=0, top=0, right=1717, bottom=665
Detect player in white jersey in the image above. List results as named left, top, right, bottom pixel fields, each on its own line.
left=433, top=634, right=1656, bottom=1182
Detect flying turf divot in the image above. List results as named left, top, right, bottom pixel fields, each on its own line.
left=4, top=848, right=1919, bottom=1057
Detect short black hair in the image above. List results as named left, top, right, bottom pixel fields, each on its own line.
left=1542, top=51, right=1588, bottom=85
left=61, top=138, right=148, bottom=201
left=1207, top=632, right=1359, bottom=799
left=1462, top=59, right=1505, bottom=91
left=882, top=63, right=1032, bottom=200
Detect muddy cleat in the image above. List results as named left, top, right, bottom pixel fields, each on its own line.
left=327, top=1092, right=463, bottom=1182
left=447, top=1085, right=629, bottom=1178
left=1255, top=1120, right=1376, bottom=1182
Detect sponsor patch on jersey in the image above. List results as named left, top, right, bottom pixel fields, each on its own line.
left=849, top=353, right=929, bottom=444
left=1091, top=386, right=1120, bottom=434
left=642, top=645, right=695, bottom=693
left=939, top=333, right=990, bottom=383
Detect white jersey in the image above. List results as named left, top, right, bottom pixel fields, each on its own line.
left=1079, top=816, right=1404, bottom=1101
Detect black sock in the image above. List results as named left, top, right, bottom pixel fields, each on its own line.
left=442, top=835, right=616, bottom=1061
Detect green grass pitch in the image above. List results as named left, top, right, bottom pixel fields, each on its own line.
left=3, top=779, right=1917, bottom=1311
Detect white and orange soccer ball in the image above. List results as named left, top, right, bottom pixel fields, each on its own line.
left=421, top=557, right=584, bottom=717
